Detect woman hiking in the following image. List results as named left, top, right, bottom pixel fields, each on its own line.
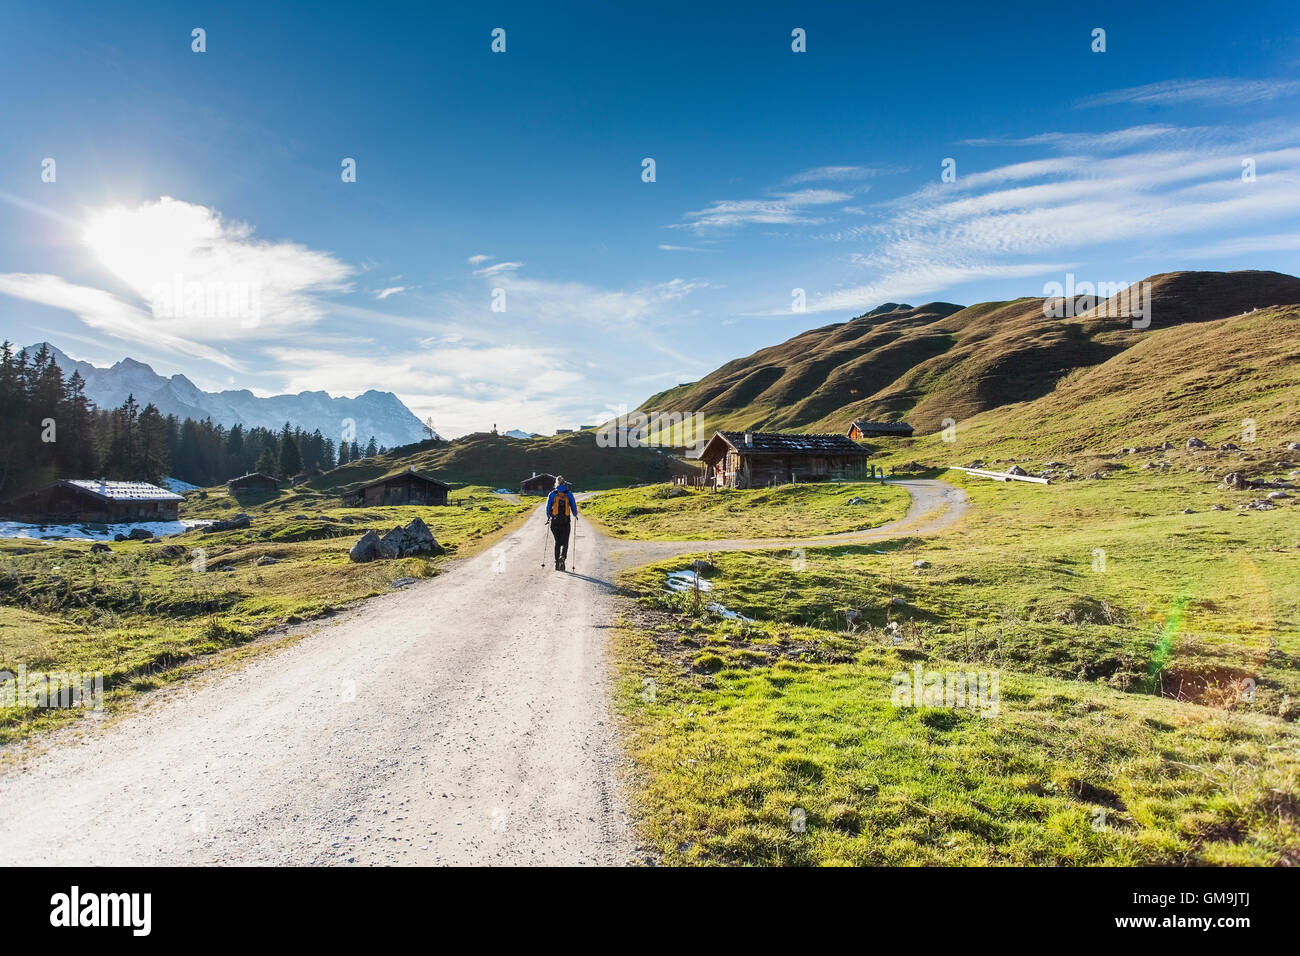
left=544, top=476, right=578, bottom=571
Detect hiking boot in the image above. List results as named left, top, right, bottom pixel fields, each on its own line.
left=557, top=558, right=566, bottom=571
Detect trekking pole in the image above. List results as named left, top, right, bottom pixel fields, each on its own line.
left=540, top=515, right=549, bottom=568
left=570, top=520, right=577, bottom=572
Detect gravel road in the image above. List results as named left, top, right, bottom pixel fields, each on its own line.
left=0, top=505, right=633, bottom=866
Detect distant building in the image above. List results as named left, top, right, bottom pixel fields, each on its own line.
left=344, top=467, right=450, bottom=507
left=227, top=472, right=279, bottom=493
left=555, top=429, right=572, bottom=435
left=2, top=479, right=183, bottom=524
left=520, top=472, right=557, bottom=495
left=697, top=431, right=869, bottom=489
left=847, top=419, right=914, bottom=440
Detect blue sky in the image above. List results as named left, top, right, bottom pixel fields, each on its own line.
left=2, top=0, right=1298, bottom=436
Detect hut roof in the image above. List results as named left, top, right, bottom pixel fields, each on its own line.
left=702, top=431, right=870, bottom=459
left=60, top=479, right=184, bottom=503
left=354, top=468, right=450, bottom=492
left=228, top=472, right=277, bottom=483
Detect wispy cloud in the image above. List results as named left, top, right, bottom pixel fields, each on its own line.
left=796, top=123, right=1300, bottom=312
left=674, top=188, right=854, bottom=232
left=1076, top=78, right=1300, bottom=109
left=472, top=260, right=523, bottom=277
left=0, top=272, right=241, bottom=367
left=375, top=286, right=407, bottom=300
left=783, top=165, right=892, bottom=185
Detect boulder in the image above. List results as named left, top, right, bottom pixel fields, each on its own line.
left=255, top=555, right=278, bottom=566
left=691, top=558, right=715, bottom=574
left=1287, top=442, right=1300, bottom=451
left=913, top=559, right=930, bottom=569
left=1267, top=491, right=1291, bottom=500
left=378, top=517, right=444, bottom=559
left=1221, top=471, right=1252, bottom=490
left=1186, top=437, right=1209, bottom=450
left=1211, top=503, right=1226, bottom=511
left=1007, top=465, right=1028, bottom=476
left=90, top=542, right=111, bottom=554
left=348, top=530, right=384, bottom=562
left=1219, top=442, right=1240, bottom=451
left=846, top=496, right=867, bottom=505
left=113, top=533, right=128, bottom=542
left=845, top=609, right=862, bottom=628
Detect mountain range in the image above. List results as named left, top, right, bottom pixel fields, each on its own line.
left=32, top=343, right=432, bottom=448
left=637, top=270, right=1300, bottom=437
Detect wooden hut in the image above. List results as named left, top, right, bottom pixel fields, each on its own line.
left=345, top=467, right=449, bottom=507
left=847, top=419, right=914, bottom=440
left=227, top=472, right=279, bottom=493
left=697, top=431, right=869, bottom=489
left=520, top=472, right=557, bottom=496
left=2, top=479, right=183, bottom=524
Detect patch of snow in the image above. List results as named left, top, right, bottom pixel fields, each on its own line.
left=666, top=570, right=713, bottom=592
left=0, top=519, right=213, bottom=542
left=706, top=602, right=753, bottom=622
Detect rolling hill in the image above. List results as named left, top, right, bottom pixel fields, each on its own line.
left=638, top=271, right=1300, bottom=437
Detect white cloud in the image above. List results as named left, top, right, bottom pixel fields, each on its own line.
left=472, top=261, right=523, bottom=277
left=0, top=272, right=241, bottom=367
left=375, top=286, right=407, bottom=300
left=784, top=165, right=888, bottom=184
left=78, top=197, right=353, bottom=340
left=1076, top=78, right=1300, bottom=109
left=674, top=188, right=854, bottom=232
left=467, top=254, right=493, bottom=265
left=798, top=125, right=1300, bottom=311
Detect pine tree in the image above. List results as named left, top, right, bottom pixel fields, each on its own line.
left=278, top=422, right=302, bottom=478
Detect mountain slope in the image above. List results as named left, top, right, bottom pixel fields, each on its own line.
left=31, top=343, right=429, bottom=447
left=639, top=271, right=1300, bottom=435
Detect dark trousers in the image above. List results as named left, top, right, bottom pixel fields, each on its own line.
left=550, top=516, right=571, bottom=564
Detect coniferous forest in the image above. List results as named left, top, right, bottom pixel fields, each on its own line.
left=0, top=342, right=384, bottom=498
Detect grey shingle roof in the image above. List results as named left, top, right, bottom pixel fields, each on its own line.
left=715, top=431, right=870, bottom=456
left=63, top=480, right=184, bottom=502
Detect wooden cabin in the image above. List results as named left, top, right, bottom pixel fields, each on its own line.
left=697, top=432, right=870, bottom=489
left=2, top=479, right=183, bottom=524
left=847, top=419, right=914, bottom=440
left=520, top=472, right=557, bottom=496
left=227, top=472, right=279, bottom=493
left=345, top=467, right=449, bottom=507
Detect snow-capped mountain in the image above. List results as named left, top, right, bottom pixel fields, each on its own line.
left=32, top=343, right=431, bottom=448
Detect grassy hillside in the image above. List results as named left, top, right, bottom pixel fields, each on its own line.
left=638, top=270, right=1300, bottom=436
left=0, top=485, right=528, bottom=744
left=308, top=430, right=690, bottom=493
left=582, top=481, right=910, bottom=540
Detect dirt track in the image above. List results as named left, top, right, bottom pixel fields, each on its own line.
left=0, top=480, right=964, bottom=866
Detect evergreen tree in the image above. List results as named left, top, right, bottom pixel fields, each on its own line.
left=278, top=422, right=302, bottom=477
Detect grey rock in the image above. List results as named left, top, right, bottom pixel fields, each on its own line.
left=255, top=555, right=277, bottom=566
left=348, top=530, right=384, bottom=563
left=90, top=542, right=111, bottom=554
left=1186, top=437, right=1209, bottom=450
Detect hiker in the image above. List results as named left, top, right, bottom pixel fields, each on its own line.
left=545, top=475, right=578, bottom=571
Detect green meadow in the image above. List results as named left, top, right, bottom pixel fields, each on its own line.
left=0, top=484, right=528, bottom=744
left=613, top=451, right=1300, bottom=864
left=582, top=481, right=911, bottom=540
